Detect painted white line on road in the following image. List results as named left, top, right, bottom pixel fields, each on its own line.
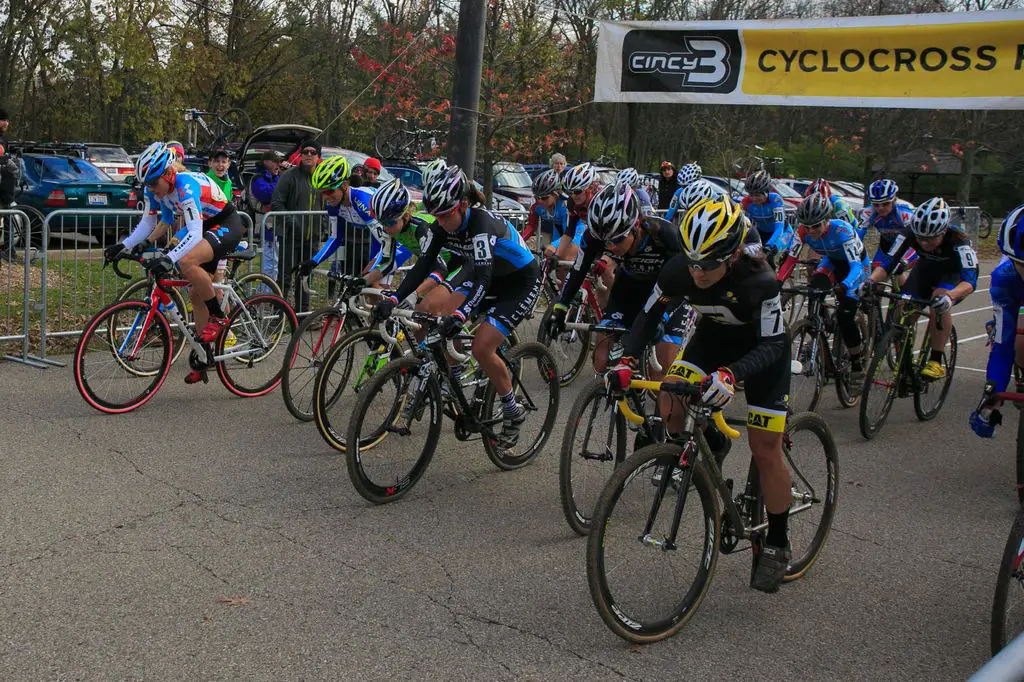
left=959, top=332, right=992, bottom=344
left=956, top=365, right=987, bottom=373
left=917, top=305, right=992, bottom=326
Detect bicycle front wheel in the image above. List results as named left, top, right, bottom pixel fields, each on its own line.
left=913, top=324, right=957, bottom=421
left=859, top=327, right=901, bottom=440
left=216, top=294, right=297, bottom=397
left=116, top=278, right=189, bottom=368
left=74, top=300, right=172, bottom=414
left=481, top=342, right=560, bottom=470
left=559, top=377, right=628, bottom=536
left=538, top=301, right=594, bottom=387
left=833, top=312, right=868, bottom=408
left=991, top=505, right=1024, bottom=655
left=280, top=307, right=351, bottom=421
left=788, top=319, right=824, bottom=414
left=346, top=357, right=443, bottom=504
left=586, top=443, right=719, bottom=643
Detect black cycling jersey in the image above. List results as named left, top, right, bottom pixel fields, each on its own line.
left=394, top=206, right=535, bottom=319
left=880, top=229, right=979, bottom=290
left=557, top=216, right=682, bottom=306
left=623, top=255, right=786, bottom=380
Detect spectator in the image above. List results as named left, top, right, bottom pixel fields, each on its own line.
left=206, top=148, right=232, bottom=202
left=271, top=138, right=324, bottom=312
left=549, top=153, right=567, bottom=177
left=657, top=161, right=676, bottom=210
left=362, top=157, right=382, bottom=187
left=0, top=108, right=18, bottom=256
left=252, top=150, right=284, bottom=281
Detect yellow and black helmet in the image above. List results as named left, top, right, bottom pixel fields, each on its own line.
left=311, top=155, right=350, bottom=190
left=679, top=196, right=747, bottom=266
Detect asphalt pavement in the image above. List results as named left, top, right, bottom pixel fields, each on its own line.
left=0, top=259, right=1017, bottom=680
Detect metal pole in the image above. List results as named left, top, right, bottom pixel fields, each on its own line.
left=447, top=0, right=487, bottom=174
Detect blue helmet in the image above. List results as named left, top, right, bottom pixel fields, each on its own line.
left=135, top=142, right=174, bottom=184
left=868, top=179, right=899, bottom=203
left=370, top=177, right=412, bottom=224
left=997, top=205, right=1024, bottom=262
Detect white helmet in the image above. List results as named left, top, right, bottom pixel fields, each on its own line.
left=677, top=162, right=702, bottom=187
left=679, top=179, right=723, bottom=214
left=912, top=197, right=951, bottom=238
left=422, top=165, right=468, bottom=215
left=422, top=158, right=449, bottom=188
left=563, top=162, right=597, bottom=194
left=617, top=167, right=642, bottom=189
left=587, top=182, right=640, bottom=242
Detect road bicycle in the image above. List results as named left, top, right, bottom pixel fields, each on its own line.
left=858, top=291, right=957, bottom=440
left=74, top=252, right=296, bottom=414
left=536, top=256, right=607, bottom=386
left=182, top=107, right=253, bottom=154
left=345, top=312, right=559, bottom=504
left=373, top=118, right=444, bottom=160
left=991, top=502, right=1024, bottom=656
left=585, top=378, right=838, bottom=643
left=978, top=211, right=995, bottom=240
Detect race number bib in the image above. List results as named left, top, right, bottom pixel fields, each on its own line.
left=472, top=233, right=492, bottom=262
left=956, top=244, right=978, bottom=269
left=760, top=295, right=784, bottom=337
left=180, top=198, right=200, bottom=224
left=843, top=238, right=863, bottom=262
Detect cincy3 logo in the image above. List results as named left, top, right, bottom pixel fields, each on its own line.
left=621, top=30, right=741, bottom=93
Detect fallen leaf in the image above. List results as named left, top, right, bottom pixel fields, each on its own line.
left=216, top=596, right=250, bottom=606
left=630, top=644, right=643, bottom=654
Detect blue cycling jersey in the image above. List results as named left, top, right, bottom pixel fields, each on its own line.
left=987, top=257, right=1024, bottom=393
left=664, top=187, right=685, bottom=222
left=531, top=200, right=579, bottom=244
left=860, top=202, right=915, bottom=263
left=635, top=187, right=655, bottom=215
left=741, top=193, right=792, bottom=252
left=801, top=219, right=868, bottom=293
left=312, top=187, right=383, bottom=266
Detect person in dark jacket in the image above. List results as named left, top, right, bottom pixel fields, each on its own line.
left=657, top=161, right=677, bottom=210
left=252, top=150, right=284, bottom=281
left=0, top=108, right=17, bottom=255
left=271, top=139, right=323, bottom=311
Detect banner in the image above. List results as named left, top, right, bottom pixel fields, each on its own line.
left=595, top=10, right=1024, bottom=109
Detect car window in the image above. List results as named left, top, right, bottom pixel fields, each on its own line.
left=323, top=149, right=395, bottom=184
left=772, top=182, right=802, bottom=198
left=386, top=167, right=423, bottom=189
left=88, top=147, right=131, bottom=163
left=493, top=169, right=532, bottom=189
left=595, top=169, right=618, bottom=187
left=37, top=157, right=113, bottom=182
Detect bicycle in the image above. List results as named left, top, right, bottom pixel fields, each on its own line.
left=858, top=291, right=957, bottom=440
left=536, top=257, right=607, bottom=386
left=182, top=107, right=253, bottom=154
left=586, top=378, right=838, bottom=643
left=979, top=211, right=994, bottom=240
left=786, top=285, right=866, bottom=413
left=344, top=312, right=559, bottom=504
left=74, top=252, right=297, bottom=414
left=991, top=503, right=1024, bottom=656
left=373, top=118, right=444, bottom=160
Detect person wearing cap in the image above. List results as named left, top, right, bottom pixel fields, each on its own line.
left=206, top=148, right=233, bottom=204
left=251, top=149, right=284, bottom=281
left=657, top=161, right=676, bottom=210
left=271, top=138, right=323, bottom=311
left=362, top=157, right=382, bottom=187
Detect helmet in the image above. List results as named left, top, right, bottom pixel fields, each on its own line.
left=423, top=165, right=469, bottom=214
left=804, top=178, right=831, bottom=199
left=617, top=167, right=642, bottom=188
left=797, top=194, right=832, bottom=226
left=998, top=206, right=1024, bottom=262
left=371, top=178, right=412, bottom=224
left=911, top=197, right=951, bottom=238
left=680, top=196, right=746, bottom=266
left=679, top=179, right=723, bottom=213
left=532, top=169, right=560, bottom=198
left=586, top=182, right=640, bottom=242
left=562, top=162, right=597, bottom=194
left=744, top=170, right=772, bottom=195
left=677, top=162, right=702, bottom=187
left=311, top=155, right=350, bottom=190
left=165, top=140, right=185, bottom=163
left=135, top=142, right=174, bottom=184
left=868, top=179, right=899, bottom=203
left=422, top=158, right=448, bottom=187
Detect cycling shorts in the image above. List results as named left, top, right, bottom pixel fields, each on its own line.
left=202, top=210, right=245, bottom=274
left=475, top=262, right=541, bottom=337
left=666, top=322, right=790, bottom=433
left=598, top=274, right=690, bottom=344
left=902, top=263, right=962, bottom=301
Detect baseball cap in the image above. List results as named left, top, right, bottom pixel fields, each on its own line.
left=660, top=161, right=674, bottom=169
left=211, top=147, right=229, bottom=159
left=261, top=150, right=282, bottom=162
left=363, top=157, right=382, bottom=173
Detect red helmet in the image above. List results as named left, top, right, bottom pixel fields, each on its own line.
left=804, top=178, right=832, bottom=200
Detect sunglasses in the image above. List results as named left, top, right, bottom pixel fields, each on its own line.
left=431, top=204, right=461, bottom=220
left=570, top=189, right=588, bottom=196
left=805, top=221, right=827, bottom=230
left=609, top=231, right=632, bottom=245
left=871, top=199, right=893, bottom=206
left=301, top=149, right=319, bottom=156
left=687, top=259, right=725, bottom=271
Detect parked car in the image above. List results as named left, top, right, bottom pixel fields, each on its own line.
left=490, top=162, right=534, bottom=208
left=16, top=154, right=138, bottom=237
left=18, top=142, right=134, bottom=180
left=592, top=165, right=620, bottom=188
left=521, top=163, right=549, bottom=180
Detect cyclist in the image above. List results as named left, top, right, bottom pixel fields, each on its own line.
left=860, top=178, right=916, bottom=272
left=546, top=182, right=688, bottom=378
left=605, top=196, right=793, bottom=593
left=787, top=194, right=869, bottom=384
left=740, top=170, right=794, bottom=262
left=865, top=197, right=977, bottom=380
left=971, top=203, right=1024, bottom=437
left=106, top=141, right=245, bottom=384
left=617, top=167, right=655, bottom=216
left=803, top=178, right=857, bottom=229
left=372, top=165, right=539, bottom=448
left=562, top=162, right=613, bottom=304
left=664, top=161, right=703, bottom=223
left=522, top=170, right=579, bottom=266
left=673, top=179, right=764, bottom=258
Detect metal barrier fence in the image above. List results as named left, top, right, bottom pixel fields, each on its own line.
left=0, top=208, right=50, bottom=367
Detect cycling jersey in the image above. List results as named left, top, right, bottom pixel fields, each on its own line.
left=860, top=202, right=915, bottom=265
left=123, top=172, right=232, bottom=264
left=367, top=213, right=456, bottom=281
left=830, top=195, right=857, bottom=229
left=525, top=199, right=578, bottom=244
left=664, top=187, right=685, bottom=223
left=987, top=257, right=1024, bottom=393
left=635, top=186, right=655, bottom=216
left=311, top=186, right=383, bottom=266
left=798, top=219, right=869, bottom=295
left=878, top=229, right=978, bottom=292
left=741, top=193, right=793, bottom=253
left=393, top=206, right=536, bottom=320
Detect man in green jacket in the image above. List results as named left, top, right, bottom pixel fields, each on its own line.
left=270, top=138, right=324, bottom=311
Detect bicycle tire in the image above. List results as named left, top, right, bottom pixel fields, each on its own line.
left=74, top=300, right=172, bottom=414
left=216, top=294, right=297, bottom=397
left=586, top=443, right=719, bottom=643
left=346, top=356, right=443, bottom=504
left=217, top=107, right=252, bottom=143
left=789, top=318, right=824, bottom=414
left=11, top=205, right=46, bottom=249
left=235, top=272, right=283, bottom=299
left=481, top=342, right=560, bottom=470
left=1017, top=410, right=1024, bottom=504
left=833, top=313, right=868, bottom=408
left=313, top=326, right=410, bottom=453
left=990, top=504, right=1024, bottom=655
left=979, top=211, right=994, bottom=240
left=859, top=326, right=902, bottom=440
left=559, top=377, right=628, bottom=536
left=538, top=301, right=593, bottom=387
left=116, top=278, right=189, bottom=369
left=281, top=307, right=351, bottom=421
left=913, top=324, right=957, bottom=421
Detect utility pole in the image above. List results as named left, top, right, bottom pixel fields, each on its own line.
left=447, top=0, right=487, bottom=175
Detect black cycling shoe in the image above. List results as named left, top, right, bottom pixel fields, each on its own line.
left=751, top=542, right=791, bottom=593
left=496, top=403, right=527, bottom=449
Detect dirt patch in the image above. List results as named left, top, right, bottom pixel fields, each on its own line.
left=0, top=260, right=68, bottom=291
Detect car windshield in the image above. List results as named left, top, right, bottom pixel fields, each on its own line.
left=88, top=147, right=131, bottom=163
left=595, top=169, right=619, bottom=187
left=323, top=150, right=395, bottom=184
left=493, top=168, right=532, bottom=189
left=37, top=157, right=112, bottom=182
left=772, top=182, right=802, bottom=198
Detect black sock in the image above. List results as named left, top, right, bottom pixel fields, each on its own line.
left=205, top=297, right=225, bottom=319
left=930, top=349, right=944, bottom=363
left=766, top=509, right=790, bottom=547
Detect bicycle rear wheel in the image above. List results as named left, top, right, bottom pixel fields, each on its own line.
left=586, top=443, right=719, bottom=643
left=216, top=294, right=297, bottom=397
left=346, top=357, right=443, bottom=504
left=991, top=505, right=1024, bottom=655
left=833, top=312, right=868, bottom=408
left=913, top=324, right=957, bottom=421
left=538, top=301, right=594, bottom=387
left=281, top=307, right=351, bottom=421
left=116, top=278, right=189, bottom=368
left=314, top=326, right=408, bottom=453
left=236, top=272, right=283, bottom=299
left=559, top=377, right=628, bottom=536
left=788, top=319, right=823, bottom=414
left=74, top=300, right=172, bottom=414
left=859, top=327, right=901, bottom=440
left=481, top=342, right=560, bottom=470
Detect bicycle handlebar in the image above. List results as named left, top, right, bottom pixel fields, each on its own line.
left=615, top=379, right=740, bottom=439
